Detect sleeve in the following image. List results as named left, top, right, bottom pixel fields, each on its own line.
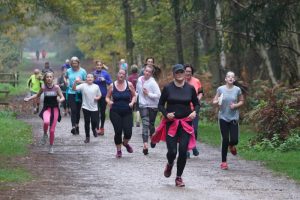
left=27, top=76, right=32, bottom=88
left=75, top=84, right=83, bottom=92
left=96, top=87, right=102, bottom=97
left=158, top=86, right=168, bottom=118
left=148, top=81, right=161, bottom=99
left=191, top=87, right=200, bottom=114
left=106, top=73, right=112, bottom=85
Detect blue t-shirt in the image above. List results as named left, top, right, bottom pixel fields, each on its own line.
left=66, top=67, right=87, bottom=94
left=93, top=69, right=112, bottom=97
left=217, top=85, right=242, bottom=122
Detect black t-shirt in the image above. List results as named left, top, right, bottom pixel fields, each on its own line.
left=158, top=82, right=200, bottom=119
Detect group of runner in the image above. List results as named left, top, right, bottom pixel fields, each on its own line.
left=25, top=56, right=244, bottom=187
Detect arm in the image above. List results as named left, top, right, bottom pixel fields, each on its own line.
left=106, top=73, right=112, bottom=85
left=158, top=86, right=170, bottom=118
left=212, top=92, right=220, bottom=105
left=230, top=94, right=244, bottom=109
left=128, top=82, right=136, bottom=108
left=24, top=88, right=43, bottom=102
left=57, top=87, right=65, bottom=103
left=95, top=88, right=102, bottom=101
left=105, top=84, right=114, bottom=107
left=147, top=81, right=161, bottom=99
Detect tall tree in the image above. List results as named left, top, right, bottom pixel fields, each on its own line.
left=172, top=0, right=184, bottom=64
left=122, top=0, right=134, bottom=65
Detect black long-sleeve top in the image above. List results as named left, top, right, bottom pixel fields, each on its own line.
left=158, top=82, right=200, bottom=119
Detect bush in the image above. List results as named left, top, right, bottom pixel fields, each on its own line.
left=244, top=83, right=300, bottom=144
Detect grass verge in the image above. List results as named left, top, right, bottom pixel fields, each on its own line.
left=0, top=111, right=32, bottom=183
left=200, top=122, right=300, bottom=182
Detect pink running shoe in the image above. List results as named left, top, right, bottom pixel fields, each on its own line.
left=123, top=143, right=133, bottom=153
left=220, top=162, right=228, bottom=170
left=116, top=150, right=122, bottom=158
left=175, top=177, right=185, bottom=187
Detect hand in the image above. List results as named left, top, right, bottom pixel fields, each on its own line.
left=100, top=77, right=105, bottom=81
left=230, top=102, right=236, bottom=109
left=75, top=77, right=81, bottom=83
left=107, top=100, right=114, bottom=107
left=167, top=112, right=175, bottom=120
left=143, top=88, right=149, bottom=96
left=129, top=102, right=134, bottom=108
left=188, top=111, right=196, bottom=120
left=24, top=97, right=30, bottom=102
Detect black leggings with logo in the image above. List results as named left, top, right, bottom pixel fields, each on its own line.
left=219, top=119, right=239, bottom=162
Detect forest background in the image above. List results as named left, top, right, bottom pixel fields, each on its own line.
left=0, top=0, right=299, bottom=174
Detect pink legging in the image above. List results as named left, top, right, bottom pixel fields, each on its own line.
left=43, top=107, right=59, bottom=145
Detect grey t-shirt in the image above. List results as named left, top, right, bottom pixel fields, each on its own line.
left=76, top=83, right=101, bottom=111
left=217, top=85, right=242, bottom=122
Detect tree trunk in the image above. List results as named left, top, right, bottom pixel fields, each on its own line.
left=258, top=45, right=278, bottom=86
left=122, top=0, right=134, bottom=65
left=192, top=19, right=199, bottom=69
left=172, top=0, right=184, bottom=64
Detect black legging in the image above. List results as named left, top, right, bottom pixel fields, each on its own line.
left=98, top=96, right=107, bottom=128
left=219, top=119, right=239, bottom=162
left=82, top=108, right=99, bottom=138
left=166, top=122, right=191, bottom=177
left=68, top=94, right=82, bottom=127
left=109, top=110, right=133, bottom=145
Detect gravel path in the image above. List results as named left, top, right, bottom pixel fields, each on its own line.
left=0, top=112, right=299, bottom=200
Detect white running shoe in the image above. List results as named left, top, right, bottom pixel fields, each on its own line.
left=48, top=146, right=54, bottom=154
left=40, top=134, right=48, bottom=145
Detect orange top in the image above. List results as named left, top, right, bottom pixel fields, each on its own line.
left=187, top=77, right=202, bottom=110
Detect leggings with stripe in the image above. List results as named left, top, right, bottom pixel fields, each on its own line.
left=43, top=107, right=59, bottom=145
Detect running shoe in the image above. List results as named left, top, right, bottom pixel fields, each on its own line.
left=123, top=143, right=133, bottom=153
left=175, top=177, right=185, bottom=187
left=98, top=128, right=104, bottom=136
left=48, top=146, right=54, bottom=154
left=116, top=150, right=122, bottom=158
left=186, top=151, right=191, bottom=159
left=143, top=148, right=149, bottom=155
left=229, top=145, right=237, bottom=155
left=164, top=163, right=173, bottom=178
left=192, top=147, right=200, bottom=156
left=150, top=142, right=156, bottom=148
left=84, top=137, right=90, bottom=143
left=40, top=134, right=48, bottom=145
left=75, top=126, right=80, bottom=135
left=220, top=162, right=228, bottom=170
left=93, top=129, right=98, bottom=137
left=71, top=127, right=76, bottom=135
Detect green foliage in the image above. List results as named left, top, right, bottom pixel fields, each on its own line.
left=0, top=36, right=20, bottom=71
left=0, top=111, right=32, bottom=156
left=244, top=84, right=300, bottom=143
left=0, top=168, right=31, bottom=183
left=200, top=123, right=300, bottom=182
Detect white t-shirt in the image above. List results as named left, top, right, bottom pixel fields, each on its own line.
left=76, top=83, right=101, bottom=111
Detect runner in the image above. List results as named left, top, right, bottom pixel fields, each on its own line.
left=24, top=71, right=65, bottom=154
left=41, top=61, right=54, bottom=76
left=106, top=69, right=136, bottom=158
left=65, top=56, right=87, bottom=135
left=119, top=58, right=128, bottom=76
left=57, top=67, right=69, bottom=116
left=93, top=60, right=112, bottom=135
left=136, top=65, right=160, bottom=155
left=184, top=64, right=203, bottom=158
left=212, top=71, right=244, bottom=170
left=151, top=64, right=200, bottom=187
left=41, top=49, right=47, bottom=59
left=72, top=74, right=101, bottom=143
left=35, top=49, right=40, bottom=61
left=62, top=59, right=71, bottom=70
left=128, top=64, right=141, bottom=127
left=139, top=57, right=161, bottom=80
left=27, top=69, right=43, bottom=114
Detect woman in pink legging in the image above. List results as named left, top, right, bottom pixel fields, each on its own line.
left=25, top=71, right=65, bottom=154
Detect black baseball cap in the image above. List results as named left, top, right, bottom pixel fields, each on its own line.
left=172, top=64, right=185, bottom=73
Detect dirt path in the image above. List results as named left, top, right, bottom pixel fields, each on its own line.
left=0, top=112, right=299, bottom=200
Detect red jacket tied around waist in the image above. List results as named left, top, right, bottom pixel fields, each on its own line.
left=151, top=117, right=196, bottom=150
